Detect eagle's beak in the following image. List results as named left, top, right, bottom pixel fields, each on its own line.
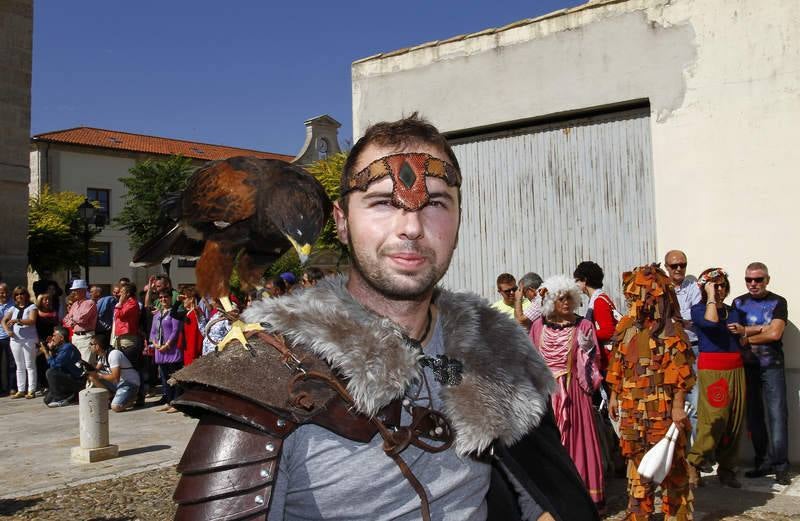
left=288, top=237, right=313, bottom=264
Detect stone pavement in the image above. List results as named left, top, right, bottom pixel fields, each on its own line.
left=0, top=392, right=197, bottom=499
left=1, top=393, right=798, bottom=520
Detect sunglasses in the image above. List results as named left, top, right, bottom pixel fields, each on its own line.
left=745, top=277, right=765, bottom=283
left=499, top=287, right=518, bottom=294
left=667, top=263, right=687, bottom=270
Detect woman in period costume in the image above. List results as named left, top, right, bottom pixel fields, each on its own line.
left=607, top=264, right=695, bottom=521
left=529, top=275, right=605, bottom=508
left=686, top=268, right=746, bottom=488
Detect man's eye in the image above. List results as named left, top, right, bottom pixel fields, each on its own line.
left=427, top=200, right=447, bottom=208
left=370, top=200, right=392, bottom=207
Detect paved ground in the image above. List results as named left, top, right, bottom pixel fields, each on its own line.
left=0, top=390, right=196, bottom=499
left=0, top=393, right=798, bottom=520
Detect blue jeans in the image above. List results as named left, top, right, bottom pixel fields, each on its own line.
left=745, top=365, right=789, bottom=472
left=96, top=378, right=139, bottom=408
left=686, top=343, right=700, bottom=440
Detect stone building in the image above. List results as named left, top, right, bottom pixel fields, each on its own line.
left=351, top=0, right=799, bottom=459
left=29, top=116, right=341, bottom=292
left=0, top=0, right=33, bottom=288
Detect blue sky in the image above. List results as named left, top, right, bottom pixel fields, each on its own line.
left=32, top=1, right=582, bottom=156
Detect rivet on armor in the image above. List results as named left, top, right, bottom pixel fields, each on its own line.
left=434, top=426, right=443, bottom=435
left=402, top=398, right=411, bottom=407
left=265, top=442, right=275, bottom=452
left=254, top=495, right=265, bottom=505
left=276, top=419, right=286, bottom=428
left=260, top=468, right=271, bottom=479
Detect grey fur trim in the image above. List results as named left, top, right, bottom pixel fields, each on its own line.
left=242, top=275, right=555, bottom=456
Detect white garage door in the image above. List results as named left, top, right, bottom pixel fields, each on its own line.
left=444, top=108, right=656, bottom=308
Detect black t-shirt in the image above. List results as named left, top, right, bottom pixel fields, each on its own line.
left=732, top=291, right=788, bottom=367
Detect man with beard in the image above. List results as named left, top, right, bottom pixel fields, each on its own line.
left=170, top=115, right=597, bottom=521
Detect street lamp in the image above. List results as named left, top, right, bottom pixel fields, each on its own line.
left=76, top=198, right=106, bottom=283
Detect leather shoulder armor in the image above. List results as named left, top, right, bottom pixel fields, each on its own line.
left=170, top=331, right=402, bottom=520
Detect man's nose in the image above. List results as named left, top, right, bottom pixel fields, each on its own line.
left=396, top=209, right=424, bottom=240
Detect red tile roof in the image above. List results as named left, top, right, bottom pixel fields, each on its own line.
left=31, top=127, right=294, bottom=162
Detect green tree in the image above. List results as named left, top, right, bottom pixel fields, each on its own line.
left=305, top=151, right=347, bottom=255
left=114, top=155, right=194, bottom=249
left=28, top=188, right=99, bottom=274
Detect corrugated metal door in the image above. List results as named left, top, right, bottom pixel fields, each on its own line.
left=445, top=108, right=655, bottom=307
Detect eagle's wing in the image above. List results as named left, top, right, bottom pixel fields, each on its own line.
left=182, top=157, right=258, bottom=231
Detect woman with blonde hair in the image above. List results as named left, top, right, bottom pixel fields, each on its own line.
left=529, top=274, right=605, bottom=508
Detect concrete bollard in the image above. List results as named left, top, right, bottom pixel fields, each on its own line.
left=70, top=387, right=119, bottom=463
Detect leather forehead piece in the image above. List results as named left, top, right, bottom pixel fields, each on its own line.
left=344, top=153, right=461, bottom=212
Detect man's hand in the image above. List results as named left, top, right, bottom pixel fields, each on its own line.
left=728, top=323, right=745, bottom=336
left=608, top=392, right=619, bottom=421
left=704, top=282, right=716, bottom=300
left=514, top=287, right=524, bottom=304
left=671, top=404, right=688, bottom=428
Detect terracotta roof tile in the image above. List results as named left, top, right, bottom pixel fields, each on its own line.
left=32, top=127, right=294, bottom=162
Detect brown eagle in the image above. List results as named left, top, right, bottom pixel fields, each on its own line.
left=132, top=156, right=331, bottom=349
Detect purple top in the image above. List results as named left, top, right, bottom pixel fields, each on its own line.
left=150, top=309, right=183, bottom=364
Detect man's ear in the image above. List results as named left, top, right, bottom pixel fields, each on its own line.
left=332, top=200, right=349, bottom=245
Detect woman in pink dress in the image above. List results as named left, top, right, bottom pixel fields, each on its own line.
left=530, top=274, right=605, bottom=508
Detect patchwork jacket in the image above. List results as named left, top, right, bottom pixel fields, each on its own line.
left=171, top=276, right=599, bottom=521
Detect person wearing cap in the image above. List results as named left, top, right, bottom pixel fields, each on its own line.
left=62, top=279, right=98, bottom=365
left=279, top=272, right=297, bottom=293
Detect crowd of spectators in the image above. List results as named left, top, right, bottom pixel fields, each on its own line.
left=0, top=252, right=790, bottom=515
left=491, top=252, right=790, bottom=517
left=0, top=268, right=325, bottom=412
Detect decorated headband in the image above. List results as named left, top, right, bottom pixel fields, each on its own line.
left=341, top=153, right=462, bottom=211
left=697, top=268, right=728, bottom=287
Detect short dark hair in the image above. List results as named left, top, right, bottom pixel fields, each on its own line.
left=574, top=261, right=605, bottom=289
left=267, top=276, right=287, bottom=292
left=52, top=325, right=69, bottom=338
left=304, top=267, right=324, bottom=282
left=93, top=333, right=109, bottom=351
left=158, top=289, right=173, bottom=298
left=519, top=272, right=543, bottom=292
left=496, top=273, right=516, bottom=287
left=118, top=277, right=131, bottom=285
left=340, top=113, right=460, bottom=212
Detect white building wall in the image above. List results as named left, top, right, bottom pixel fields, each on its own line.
left=352, top=0, right=800, bottom=460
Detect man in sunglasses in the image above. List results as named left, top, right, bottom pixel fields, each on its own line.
left=731, top=262, right=790, bottom=485
left=492, top=272, right=527, bottom=319
left=665, top=250, right=702, bottom=437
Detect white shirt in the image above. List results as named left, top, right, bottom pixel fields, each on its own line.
left=674, top=276, right=701, bottom=343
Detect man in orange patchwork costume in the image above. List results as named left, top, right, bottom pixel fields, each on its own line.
left=607, top=264, right=696, bottom=521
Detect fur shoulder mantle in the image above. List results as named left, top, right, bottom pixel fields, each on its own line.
left=242, top=275, right=554, bottom=455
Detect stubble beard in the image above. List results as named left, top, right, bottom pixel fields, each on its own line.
left=348, top=238, right=452, bottom=301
